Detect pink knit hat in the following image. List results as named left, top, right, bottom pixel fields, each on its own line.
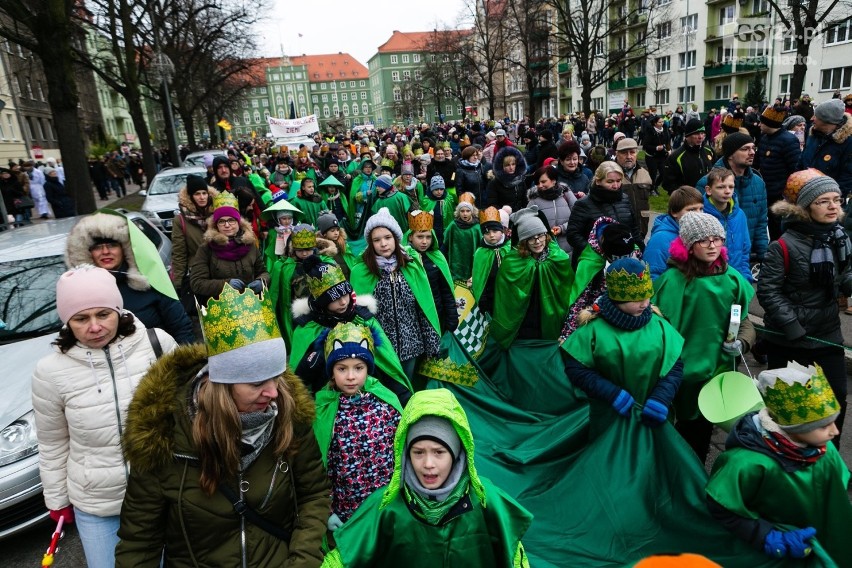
left=56, top=265, right=123, bottom=324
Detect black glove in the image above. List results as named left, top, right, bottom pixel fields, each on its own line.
left=227, top=279, right=246, bottom=292
left=247, top=279, right=263, bottom=295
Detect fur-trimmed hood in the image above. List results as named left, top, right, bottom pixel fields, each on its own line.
left=203, top=217, right=258, bottom=246
left=177, top=185, right=219, bottom=217
left=808, top=114, right=852, bottom=145
left=66, top=212, right=149, bottom=291
left=492, top=146, right=527, bottom=186
left=316, top=236, right=337, bottom=258
left=122, top=344, right=316, bottom=473
left=770, top=199, right=811, bottom=222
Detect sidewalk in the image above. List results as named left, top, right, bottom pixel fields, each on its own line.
left=23, top=181, right=145, bottom=227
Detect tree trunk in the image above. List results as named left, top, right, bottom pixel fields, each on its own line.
left=206, top=113, right=218, bottom=146
left=180, top=110, right=197, bottom=150
left=126, top=97, right=157, bottom=182
left=790, top=37, right=810, bottom=101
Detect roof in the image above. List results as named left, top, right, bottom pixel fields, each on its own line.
left=377, top=30, right=471, bottom=53
left=289, top=53, right=368, bottom=82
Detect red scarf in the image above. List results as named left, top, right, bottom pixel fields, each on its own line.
left=762, top=431, right=825, bottom=466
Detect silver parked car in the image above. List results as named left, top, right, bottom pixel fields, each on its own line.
left=182, top=149, right=226, bottom=168
left=0, top=212, right=170, bottom=539
left=140, top=165, right=207, bottom=234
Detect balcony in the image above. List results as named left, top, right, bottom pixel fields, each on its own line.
left=609, top=79, right=627, bottom=90
left=704, top=62, right=733, bottom=77
left=703, top=58, right=768, bottom=78
left=558, top=61, right=571, bottom=74
left=532, top=87, right=551, bottom=98
left=627, top=75, right=646, bottom=88
left=530, top=60, right=550, bottom=70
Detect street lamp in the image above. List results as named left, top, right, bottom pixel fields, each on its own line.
left=149, top=52, right=181, bottom=167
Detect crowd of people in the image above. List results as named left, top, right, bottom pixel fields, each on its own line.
left=28, top=93, right=852, bottom=567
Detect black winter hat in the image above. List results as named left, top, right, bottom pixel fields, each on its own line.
left=722, top=132, right=753, bottom=159
left=186, top=174, right=208, bottom=195
left=600, top=223, right=643, bottom=260
left=212, top=156, right=230, bottom=171
left=684, top=119, right=705, bottom=136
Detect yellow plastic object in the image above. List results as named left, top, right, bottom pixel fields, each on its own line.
left=698, top=371, right=765, bottom=432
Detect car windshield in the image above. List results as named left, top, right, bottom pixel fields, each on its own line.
left=0, top=255, right=66, bottom=344
left=183, top=155, right=206, bottom=166
left=148, top=174, right=192, bottom=195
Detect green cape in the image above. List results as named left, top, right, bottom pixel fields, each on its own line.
left=568, top=244, right=606, bottom=305
left=312, top=377, right=403, bottom=468
left=403, top=228, right=453, bottom=292
left=652, top=265, right=754, bottom=420
left=346, top=173, right=376, bottom=235
left=420, top=194, right=457, bottom=230
left=289, top=193, right=328, bottom=227
left=471, top=241, right=509, bottom=302
left=370, top=191, right=412, bottom=234
left=490, top=241, right=575, bottom=348
left=443, top=221, right=482, bottom=281
left=268, top=254, right=334, bottom=346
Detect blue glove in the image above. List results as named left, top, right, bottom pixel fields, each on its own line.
left=327, top=513, right=343, bottom=532
left=611, top=390, right=635, bottom=416
left=763, top=527, right=816, bottom=559
left=227, top=279, right=245, bottom=292
left=722, top=339, right=743, bottom=355
left=640, top=399, right=668, bottom=426
left=247, top=279, right=263, bottom=295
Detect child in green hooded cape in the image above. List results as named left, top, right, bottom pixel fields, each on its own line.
left=706, top=363, right=852, bottom=567
left=318, top=174, right=349, bottom=233
left=370, top=174, right=412, bottom=235
left=290, top=255, right=412, bottom=401
left=349, top=208, right=441, bottom=383
left=312, top=322, right=402, bottom=534
left=420, top=175, right=456, bottom=248
left=471, top=206, right=511, bottom=316
left=289, top=178, right=327, bottom=227
left=653, top=212, right=755, bottom=463
left=490, top=205, right=575, bottom=348
left=442, top=195, right=482, bottom=282
left=316, top=210, right=355, bottom=280
left=320, top=388, right=533, bottom=568
left=261, top=191, right=300, bottom=272
left=347, top=159, right=377, bottom=238
left=406, top=209, right=459, bottom=334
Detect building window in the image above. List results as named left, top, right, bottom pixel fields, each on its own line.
left=656, top=21, right=671, bottom=39
left=719, top=5, right=736, bottom=25
left=254, top=111, right=261, bottom=123
left=654, top=89, right=669, bottom=105
left=333, top=105, right=339, bottom=115
left=393, top=88, right=401, bottom=101
left=716, top=46, right=734, bottom=63
left=320, top=83, right=326, bottom=90
left=782, top=34, right=797, bottom=52
left=714, top=84, right=732, bottom=99
left=341, top=92, right=347, bottom=101
left=445, top=104, right=453, bottom=115
left=414, top=70, right=422, bottom=80
left=340, top=81, right=345, bottom=88
left=635, top=92, right=646, bottom=108
left=594, top=40, right=604, bottom=56
left=300, top=106, right=307, bottom=116
left=343, top=104, right=349, bottom=116
left=264, top=110, right=270, bottom=121
left=25, top=78, right=34, bottom=99
left=752, top=0, right=768, bottom=12
left=312, top=95, right=318, bottom=103
left=678, top=86, right=695, bottom=103
left=360, top=80, right=366, bottom=87
left=352, top=104, right=359, bottom=115
left=392, top=71, right=400, bottom=82
left=821, top=66, right=852, bottom=90
left=681, top=14, right=698, bottom=31
left=413, top=54, right=420, bottom=63
left=390, top=55, right=398, bottom=64
left=321, top=94, right=328, bottom=102
left=262, top=99, right=268, bottom=107
left=323, top=105, right=330, bottom=117
left=278, top=108, right=285, bottom=118
left=244, top=111, right=250, bottom=124
left=298, top=94, right=305, bottom=104
left=402, top=54, right=409, bottom=63
left=679, top=50, right=696, bottom=69
left=361, top=92, right=367, bottom=99
left=252, top=99, right=259, bottom=108
left=778, top=73, right=793, bottom=94
left=655, top=56, right=670, bottom=73
left=331, top=93, right=337, bottom=101
left=826, top=19, right=852, bottom=45
left=276, top=95, right=283, bottom=106
left=313, top=106, right=320, bottom=115
left=362, top=102, right=369, bottom=115
left=260, top=87, right=267, bottom=94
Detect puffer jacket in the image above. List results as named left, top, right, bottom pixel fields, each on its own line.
left=554, top=164, right=589, bottom=197
left=703, top=194, right=753, bottom=282
left=757, top=201, right=852, bottom=350
left=621, top=165, right=653, bottom=236
left=171, top=186, right=219, bottom=287
left=565, top=184, right=641, bottom=259
left=31, top=321, right=177, bottom=517
left=695, top=158, right=768, bottom=258
left=455, top=160, right=487, bottom=204
left=486, top=146, right=528, bottom=211
left=800, top=117, right=852, bottom=197
left=645, top=214, right=680, bottom=280
left=754, top=128, right=801, bottom=198
left=189, top=218, right=270, bottom=302
left=116, top=345, right=330, bottom=568
left=526, top=184, right=576, bottom=253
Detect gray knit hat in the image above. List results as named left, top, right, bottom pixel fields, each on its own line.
left=364, top=207, right=403, bottom=242
left=406, top=415, right=462, bottom=462
left=375, top=174, right=394, bottom=193
left=797, top=175, right=841, bottom=209
left=429, top=175, right=445, bottom=190
left=511, top=205, right=548, bottom=242
left=678, top=212, right=726, bottom=249
left=815, top=99, right=846, bottom=126
left=782, top=115, right=806, bottom=131
left=316, top=210, right=339, bottom=234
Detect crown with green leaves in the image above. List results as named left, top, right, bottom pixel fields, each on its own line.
left=199, top=283, right=282, bottom=357
left=323, top=322, right=375, bottom=361
left=308, top=262, right=348, bottom=300
left=758, top=363, right=840, bottom=431
left=606, top=259, right=653, bottom=302
left=291, top=225, right=317, bottom=250
left=212, top=191, right=239, bottom=211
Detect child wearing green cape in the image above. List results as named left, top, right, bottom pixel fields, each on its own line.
left=406, top=209, right=459, bottom=334
left=442, top=194, right=482, bottom=282
left=471, top=206, right=511, bottom=316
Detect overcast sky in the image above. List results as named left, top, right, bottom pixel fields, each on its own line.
left=256, top=0, right=468, bottom=65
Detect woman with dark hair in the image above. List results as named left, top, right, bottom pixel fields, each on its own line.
left=171, top=175, right=218, bottom=302
left=554, top=141, right=589, bottom=198
left=349, top=207, right=441, bottom=383
left=32, top=266, right=176, bottom=567
left=455, top=146, right=487, bottom=205
left=116, top=284, right=329, bottom=566
left=527, top=165, right=576, bottom=253
left=641, top=115, right=671, bottom=192
left=486, top=146, right=528, bottom=212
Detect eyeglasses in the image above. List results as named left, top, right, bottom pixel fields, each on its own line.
left=696, top=237, right=725, bottom=248
left=529, top=233, right=547, bottom=243
left=217, top=218, right=238, bottom=226
left=89, top=242, right=121, bottom=253
left=811, top=197, right=843, bottom=208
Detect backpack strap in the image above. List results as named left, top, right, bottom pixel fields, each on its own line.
left=777, top=237, right=790, bottom=274
left=147, top=328, right=163, bottom=359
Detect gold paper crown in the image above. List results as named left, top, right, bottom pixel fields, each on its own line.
left=323, top=322, right=375, bottom=361
left=292, top=226, right=317, bottom=250
left=199, top=284, right=281, bottom=357
left=760, top=364, right=840, bottom=428
left=459, top=192, right=476, bottom=205
left=479, top=206, right=501, bottom=225
left=308, top=262, right=348, bottom=300
left=606, top=261, right=653, bottom=302
left=721, top=111, right=744, bottom=132
left=407, top=209, right=434, bottom=232
left=212, top=191, right=238, bottom=211
left=761, top=105, right=787, bottom=126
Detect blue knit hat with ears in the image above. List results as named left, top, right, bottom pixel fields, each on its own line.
left=321, top=322, right=376, bottom=376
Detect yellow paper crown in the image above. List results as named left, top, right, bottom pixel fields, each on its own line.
left=212, top=191, right=238, bottom=211
left=407, top=209, right=434, bottom=232
left=606, top=260, right=653, bottom=302
left=459, top=192, right=476, bottom=205
left=308, top=262, right=348, bottom=300
left=323, top=322, right=375, bottom=361
left=292, top=226, right=317, bottom=250
left=479, top=206, right=501, bottom=225
left=759, top=363, right=841, bottom=428
left=199, top=284, right=282, bottom=357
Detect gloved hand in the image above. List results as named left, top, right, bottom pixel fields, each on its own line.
left=722, top=339, right=743, bottom=355
left=227, top=279, right=246, bottom=292
left=763, top=527, right=816, bottom=559
left=49, top=505, right=75, bottom=524
left=640, top=399, right=668, bottom=426
left=327, top=513, right=344, bottom=532
left=611, top=390, right=635, bottom=417
left=247, top=279, right=264, bottom=295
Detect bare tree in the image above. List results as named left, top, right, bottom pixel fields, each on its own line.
left=547, top=0, right=668, bottom=115
left=459, top=0, right=510, bottom=119
left=0, top=1, right=95, bottom=213
left=418, top=28, right=476, bottom=123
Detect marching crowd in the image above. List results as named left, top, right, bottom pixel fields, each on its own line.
left=27, top=93, right=852, bottom=567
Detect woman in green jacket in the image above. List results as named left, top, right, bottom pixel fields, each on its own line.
left=321, top=388, right=532, bottom=567
left=116, top=285, right=330, bottom=567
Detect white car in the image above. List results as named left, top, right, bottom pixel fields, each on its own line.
left=0, top=213, right=170, bottom=539
left=139, top=166, right=208, bottom=234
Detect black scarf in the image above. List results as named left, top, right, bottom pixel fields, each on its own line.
left=596, top=294, right=652, bottom=330
left=538, top=186, right=562, bottom=200
left=788, top=221, right=851, bottom=290
left=590, top=184, right=623, bottom=204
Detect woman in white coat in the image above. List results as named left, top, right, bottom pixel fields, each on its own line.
left=31, top=265, right=176, bottom=567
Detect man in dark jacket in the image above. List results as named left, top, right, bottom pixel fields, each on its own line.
left=535, top=130, right=559, bottom=170
left=613, top=138, right=652, bottom=236
left=662, top=119, right=714, bottom=194
left=800, top=99, right=852, bottom=198
left=754, top=104, right=802, bottom=240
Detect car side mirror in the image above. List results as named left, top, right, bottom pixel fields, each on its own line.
left=138, top=190, right=147, bottom=196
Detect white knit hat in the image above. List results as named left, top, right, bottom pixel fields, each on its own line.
left=364, top=207, right=403, bottom=242
left=678, top=212, right=726, bottom=249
